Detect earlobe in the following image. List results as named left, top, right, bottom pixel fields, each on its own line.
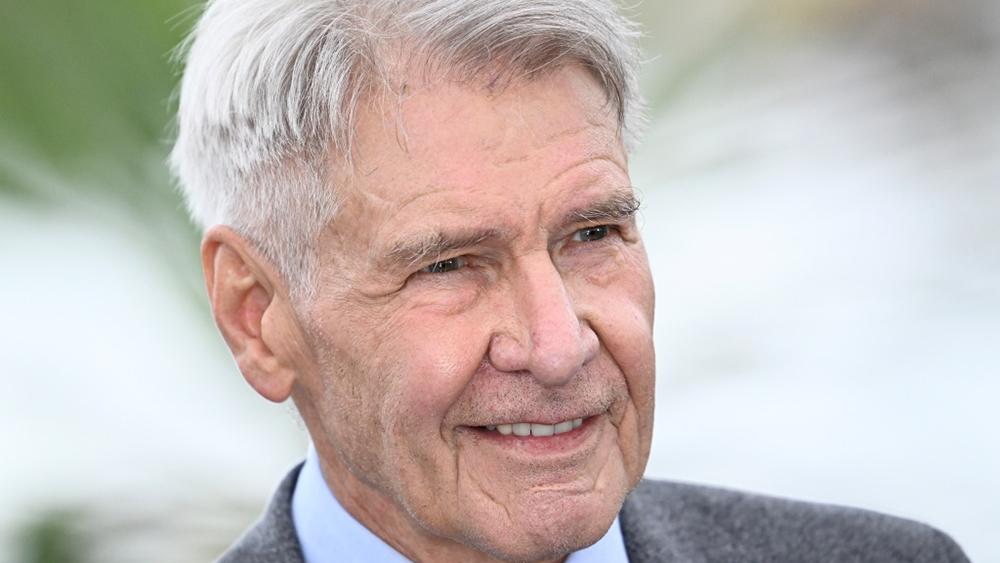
left=201, top=226, right=298, bottom=403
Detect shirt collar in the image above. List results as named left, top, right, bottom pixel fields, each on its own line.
left=291, top=445, right=630, bottom=563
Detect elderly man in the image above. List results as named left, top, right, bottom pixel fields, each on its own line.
left=170, top=1, right=969, bottom=562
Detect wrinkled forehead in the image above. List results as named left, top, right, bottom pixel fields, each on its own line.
left=343, top=61, right=620, bottom=173
left=318, top=65, right=629, bottom=256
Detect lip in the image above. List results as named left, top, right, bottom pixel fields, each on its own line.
left=460, top=415, right=602, bottom=456
left=464, top=406, right=607, bottom=428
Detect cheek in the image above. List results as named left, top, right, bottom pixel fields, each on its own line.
left=381, top=311, right=491, bottom=433
left=374, top=315, right=491, bottom=500
left=603, top=322, right=655, bottom=483
left=609, top=272, right=656, bottom=421
left=581, top=251, right=656, bottom=470
left=580, top=247, right=655, bottom=356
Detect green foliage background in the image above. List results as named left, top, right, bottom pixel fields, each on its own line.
left=0, top=0, right=203, bottom=301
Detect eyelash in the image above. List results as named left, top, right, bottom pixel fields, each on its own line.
left=571, top=224, right=611, bottom=243
left=419, top=224, right=619, bottom=275
left=422, top=256, right=468, bottom=274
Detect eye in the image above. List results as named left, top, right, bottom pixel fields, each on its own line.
left=422, top=256, right=468, bottom=274
left=572, top=225, right=610, bottom=242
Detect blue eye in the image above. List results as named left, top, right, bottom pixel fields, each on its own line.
left=573, top=225, right=610, bottom=242
left=422, top=256, right=467, bottom=273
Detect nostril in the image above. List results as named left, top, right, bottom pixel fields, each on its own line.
left=486, top=332, right=530, bottom=373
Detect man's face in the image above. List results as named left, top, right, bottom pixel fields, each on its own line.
left=292, top=65, right=655, bottom=562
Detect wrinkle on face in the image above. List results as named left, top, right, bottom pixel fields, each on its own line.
left=578, top=245, right=628, bottom=288
left=494, top=153, right=531, bottom=166
left=463, top=459, right=514, bottom=524
left=543, top=121, right=605, bottom=146
left=540, top=155, right=628, bottom=196
left=293, top=65, right=655, bottom=563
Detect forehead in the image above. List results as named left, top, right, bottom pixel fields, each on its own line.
left=356, top=67, right=616, bottom=175
left=323, top=65, right=628, bottom=257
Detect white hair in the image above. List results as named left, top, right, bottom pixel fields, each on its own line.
left=170, top=0, right=647, bottom=299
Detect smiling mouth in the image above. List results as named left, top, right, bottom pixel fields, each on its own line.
left=478, top=417, right=585, bottom=437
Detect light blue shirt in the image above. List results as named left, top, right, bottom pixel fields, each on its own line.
left=292, top=446, right=630, bottom=563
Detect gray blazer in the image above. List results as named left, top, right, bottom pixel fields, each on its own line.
left=217, top=465, right=969, bottom=562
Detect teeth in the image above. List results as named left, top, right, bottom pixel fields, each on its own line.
left=531, top=423, right=554, bottom=437
left=484, top=417, right=585, bottom=436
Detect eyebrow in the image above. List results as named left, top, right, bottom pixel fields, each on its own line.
left=381, top=227, right=510, bottom=273
left=564, top=189, right=643, bottom=226
left=378, top=189, right=642, bottom=274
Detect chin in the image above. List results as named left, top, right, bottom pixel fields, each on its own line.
left=477, top=513, right=615, bottom=563
left=449, top=478, right=629, bottom=563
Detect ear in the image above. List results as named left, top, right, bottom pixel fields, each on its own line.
left=201, top=225, right=299, bottom=403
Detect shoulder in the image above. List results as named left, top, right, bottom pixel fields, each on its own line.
left=215, top=464, right=306, bottom=563
left=620, top=479, right=969, bottom=563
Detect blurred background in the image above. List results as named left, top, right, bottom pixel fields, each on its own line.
left=1, top=0, right=997, bottom=561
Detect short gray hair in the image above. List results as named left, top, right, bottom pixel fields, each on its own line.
left=170, top=0, right=647, bottom=299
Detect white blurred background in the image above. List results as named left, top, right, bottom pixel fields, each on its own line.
left=1, top=0, right=997, bottom=561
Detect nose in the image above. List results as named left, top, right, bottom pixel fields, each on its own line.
left=487, top=254, right=599, bottom=386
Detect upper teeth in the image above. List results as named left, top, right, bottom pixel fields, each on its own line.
left=484, top=418, right=584, bottom=437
